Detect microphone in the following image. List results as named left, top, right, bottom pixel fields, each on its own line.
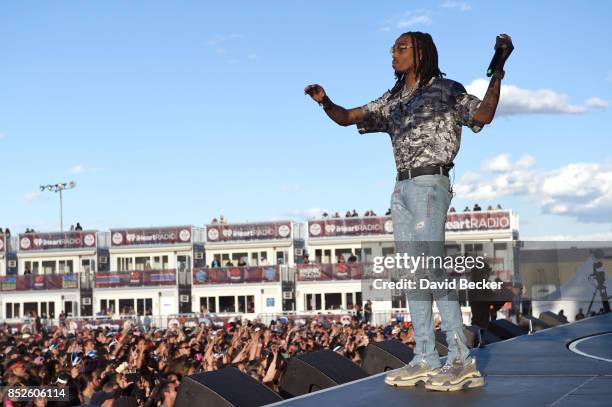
left=486, top=45, right=506, bottom=77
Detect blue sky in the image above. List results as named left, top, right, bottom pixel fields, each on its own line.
left=1, top=1, right=611, bottom=240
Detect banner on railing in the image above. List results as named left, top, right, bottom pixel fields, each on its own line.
left=111, top=227, right=192, bottom=247
left=94, top=270, right=177, bottom=288
left=62, top=274, right=79, bottom=289
left=192, top=266, right=280, bottom=284
left=1, top=276, right=16, bottom=291
left=445, top=211, right=512, bottom=232
left=296, top=263, right=365, bottom=281
left=0, top=274, right=77, bottom=291
left=206, top=222, right=292, bottom=242
left=19, top=231, right=97, bottom=251
left=308, top=217, right=393, bottom=238
left=308, top=211, right=512, bottom=238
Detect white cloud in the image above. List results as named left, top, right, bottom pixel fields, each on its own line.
left=586, top=97, right=608, bottom=110
left=465, top=79, right=589, bottom=116
left=455, top=155, right=612, bottom=223
left=71, top=164, right=85, bottom=174
left=24, top=191, right=43, bottom=202
left=0, top=133, right=5, bottom=140
left=382, top=10, right=432, bottom=31
left=441, top=1, right=471, bottom=12
left=540, top=164, right=612, bottom=223
left=397, top=15, right=432, bottom=28
left=482, top=153, right=511, bottom=173
left=455, top=155, right=538, bottom=201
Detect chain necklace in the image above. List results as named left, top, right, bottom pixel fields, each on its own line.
left=399, top=81, right=419, bottom=114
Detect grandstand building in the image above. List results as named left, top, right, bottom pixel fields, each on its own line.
left=0, top=209, right=519, bottom=324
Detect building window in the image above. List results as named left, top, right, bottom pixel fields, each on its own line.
left=306, top=294, right=322, bottom=311
left=24, top=302, right=38, bottom=316
left=100, top=299, right=116, bottom=315
left=119, top=299, right=134, bottom=315
left=324, top=293, right=342, bottom=310
left=238, top=295, right=255, bottom=313
left=42, top=261, right=56, bottom=274
left=346, top=293, right=354, bottom=308
left=136, top=298, right=153, bottom=316
left=135, top=257, right=150, bottom=270
left=117, top=257, right=133, bottom=272
left=200, top=297, right=216, bottom=313
left=219, top=296, right=235, bottom=313
left=59, top=260, right=74, bottom=274
left=392, top=296, right=407, bottom=309
left=64, top=301, right=74, bottom=317
left=382, top=247, right=395, bottom=258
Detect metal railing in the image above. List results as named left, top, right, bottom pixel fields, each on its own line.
left=192, top=266, right=280, bottom=285
left=0, top=274, right=80, bottom=291
left=93, top=269, right=177, bottom=288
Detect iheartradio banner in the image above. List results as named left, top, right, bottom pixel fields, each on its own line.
left=19, top=231, right=97, bottom=251
left=206, top=222, right=292, bottom=242
left=308, top=217, right=393, bottom=238
left=111, top=227, right=192, bottom=247
left=94, top=270, right=177, bottom=288
left=0, top=235, right=5, bottom=254
left=446, top=211, right=512, bottom=232
left=193, top=266, right=280, bottom=284
left=296, top=263, right=365, bottom=281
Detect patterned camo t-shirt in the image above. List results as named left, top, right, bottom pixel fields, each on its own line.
left=357, top=77, right=483, bottom=172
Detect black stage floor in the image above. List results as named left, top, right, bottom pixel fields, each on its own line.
left=271, top=313, right=612, bottom=407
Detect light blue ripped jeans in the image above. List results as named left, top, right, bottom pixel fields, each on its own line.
left=391, top=174, right=470, bottom=368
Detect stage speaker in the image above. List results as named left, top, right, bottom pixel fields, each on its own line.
left=361, top=340, right=414, bottom=375
left=175, top=368, right=282, bottom=407
left=465, top=325, right=502, bottom=346
left=487, top=319, right=528, bottom=340
left=434, top=327, right=479, bottom=355
left=280, top=350, right=368, bottom=398
left=521, top=315, right=551, bottom=332
left=539, top=311, right=568, bottom=327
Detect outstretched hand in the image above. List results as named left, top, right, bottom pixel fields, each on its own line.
left=304, top=84, right=326, bottom=103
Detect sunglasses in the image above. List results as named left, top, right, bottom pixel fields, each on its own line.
left=389, top=44, right=414, bottom=55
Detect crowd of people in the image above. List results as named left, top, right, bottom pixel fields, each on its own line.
left=314, top=203, right=505, bottom=219
left=0, top=222, right=84, bottom=237
left=1, top=311, right=416, bottom=407
left=320, top=209, right=381, bottom=219
left=448, top=203, right=503, bottom=213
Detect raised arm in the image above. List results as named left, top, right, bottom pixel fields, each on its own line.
left=472, top=34, right=514, bottom=124
left=304, top=84, right=364, bottom=126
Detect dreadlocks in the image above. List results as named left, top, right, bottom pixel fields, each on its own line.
left=391, top=31, right=445, bottom=95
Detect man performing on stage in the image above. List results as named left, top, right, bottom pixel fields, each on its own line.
left=305, top=32, right=513, bottom=391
